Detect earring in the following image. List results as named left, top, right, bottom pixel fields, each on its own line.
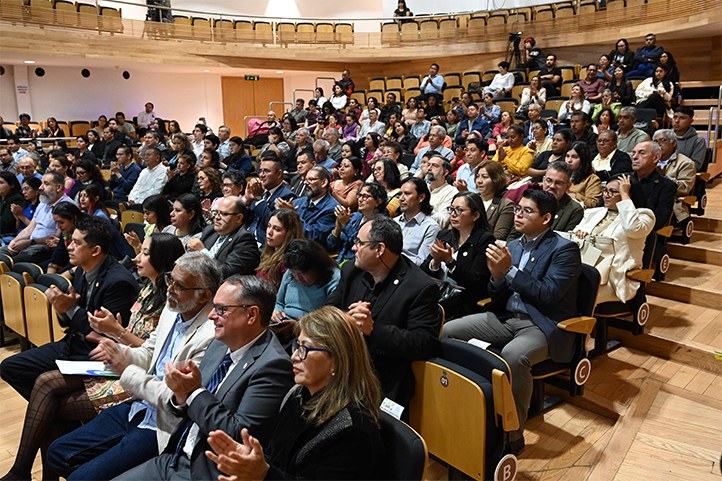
left=331, top=372, right=336, bottom=376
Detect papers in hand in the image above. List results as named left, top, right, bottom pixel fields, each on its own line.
left=55, top=360, right=119, bottom=377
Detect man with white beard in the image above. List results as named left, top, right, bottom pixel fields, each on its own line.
left=47, top=252, right=221, bottom=481
left=426, top=155, right=458, bottom=230
left=0, top=170, right=73, bottom=263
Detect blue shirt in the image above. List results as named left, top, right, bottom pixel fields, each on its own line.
left=127, top=309, right=204, bottom=430
left=110, top=162, right=141, bottom=199
left=292, top=192, right=340, bottom=245
left=326, top=212, right=366, bottom=264
left=274, top=268, right=341, bottom=321
left=17, top=172, right=42, bottom=184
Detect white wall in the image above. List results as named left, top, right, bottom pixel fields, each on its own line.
left=0, top=64, right=338, bottom=130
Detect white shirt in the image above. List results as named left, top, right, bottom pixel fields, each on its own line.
left=429, top=182, right=459, bottom=230
left=128, top=163, right=169, bottom=204
left=487, top=72, right=515, bottom=92
left=394, top=211, right=440, bottom=265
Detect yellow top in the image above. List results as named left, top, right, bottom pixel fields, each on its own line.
left=492, top=144, right=535, bottom=176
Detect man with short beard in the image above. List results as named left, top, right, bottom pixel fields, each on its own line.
left=426, top=156, right=458, bottom=229
left=47, top=253, right=221, bottom=481
left=0, top=171, right=72, bottom=263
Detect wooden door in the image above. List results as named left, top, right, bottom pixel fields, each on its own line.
left=221, top=76, right=284, bottom=138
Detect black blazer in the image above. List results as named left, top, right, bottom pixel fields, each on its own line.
left=63, top=255, right=140, bottom=358
left=595, top=149, right=633, bottom=183
left=421, top=226, right=496, bottom=318
left=164, top=333, right=294, bottom=481
left=89, top=140, right=106, bottom=159
left=200, top=224, right=261, bottom=278
left=326, top=255, right=441, bottom=407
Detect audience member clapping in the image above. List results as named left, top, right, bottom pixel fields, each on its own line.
left=205, top=306, right=383, bottom=480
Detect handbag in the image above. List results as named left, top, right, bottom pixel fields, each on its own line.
left=556, top=231, right=615, bottom=285
left=433, top=279, right=465, bottom=305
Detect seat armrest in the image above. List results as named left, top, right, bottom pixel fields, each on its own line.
left=557, top=316, right=596, bottom=335
left=678, top=196, right=696, bottom=206
left=656, top=225, right=674, bottom=237
left=626, top=268, right=654, bottom=282
left=477, top=297, right=491, bottom=307
left=697, top=172, right=711, bottom=182
left=492, top=369, right=520, bottom=432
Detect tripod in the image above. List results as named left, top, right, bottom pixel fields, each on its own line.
left=506, top=34, right=522, bottom=70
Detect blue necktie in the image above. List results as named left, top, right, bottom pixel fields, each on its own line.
left=170, top=354, right=233, bottom=468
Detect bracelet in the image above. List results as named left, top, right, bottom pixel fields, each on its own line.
left=118, top=327, right=128, bottom=341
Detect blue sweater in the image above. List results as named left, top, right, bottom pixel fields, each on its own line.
left=274, top=268, right=341, bottom=320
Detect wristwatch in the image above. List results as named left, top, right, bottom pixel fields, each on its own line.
left=30, top=239, right=36, bottom=246
left=504, top=265, right=514, bottom=276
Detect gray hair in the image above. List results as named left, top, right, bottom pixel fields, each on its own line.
left=644, top=140, right=662, bottom=156
left=602, top=89, right=612, bottom=96
left=224, top=275, right=277, bottom=327
left=297, top=127, right=310, bottom=137
left=431, top=125, right=447, bottom=138
left=314, top=139, right=330, bottom=152
left=598, top=130, right=618, bottom=142
left=175, top=252, right=223, bottom=293
left=547, top=160, right=573, bottom=182
left=653, top=129, right=677, bottom=144
left=326, top=127, right=340, bottom=139
left=219, top=125, right=231, bottom=134
left=620, top=106, right=637, bottom=120
left=528, top=103, right=541, bottom=112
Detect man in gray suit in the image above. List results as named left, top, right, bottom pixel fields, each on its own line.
left=113, top=275, right=294, bottom=481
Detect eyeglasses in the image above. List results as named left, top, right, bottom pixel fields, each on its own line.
left=596, top=139, right=613, bottom=144
left=215, top=210, right=240, bottom=218
left=543, top=177, right=568, bottom=187
left=357, top=193, right=373, bottom=200
left=164, top=272, right=207, bottom=292
left=513, top=205, right=540, bottom=218
left=446, top=206, right=468, bottom=216
left=211, top=303, right=253, bottom=316
left=76, top=170, right=87, bottom=176
left=291, top=339, right=330, bottom=360
left=352, top=237, right=377, bottom=247
left=603, top=188, right=620, bottom=196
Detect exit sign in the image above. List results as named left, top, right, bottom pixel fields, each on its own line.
left=245, top=75, right=259, bottom=81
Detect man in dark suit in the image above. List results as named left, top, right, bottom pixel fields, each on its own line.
left=0, top=217, right=139, bottom=400
left=593, top=130, right=633, bottom=183
left=188, top=196, right=260, bottom=279
left=113, top=275, right=294, bottom=481
left=244, top=158, right=296, bottom=246
left=326, top=214, right=441, bottom=409
left=276, top=167, right=339, bottom=246
left=632, top=140, right=677, bottom=270
left=287, top=152, right=315, bottom=197
left=101, top=125, right=123, bottom=166
left=443, top=189, right=582, bottom=455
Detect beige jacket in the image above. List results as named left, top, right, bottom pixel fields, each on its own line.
left=120, top=301, right=215, bottom=452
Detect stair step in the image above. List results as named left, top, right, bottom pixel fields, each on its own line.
left=668, top=230, right=722, bottom=265
left=682, top=99, right=719, bottom=107
left=646, top=258, right=722, bottom=309
left=693, top=216, right=722, bottom=234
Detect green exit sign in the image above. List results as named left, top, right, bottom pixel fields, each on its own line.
left=245, top=75, right=259, bottom=81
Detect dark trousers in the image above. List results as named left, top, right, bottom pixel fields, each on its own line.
left=0, top=341, right=67, bottom=400
left=47, top=402, right=159, bottom=481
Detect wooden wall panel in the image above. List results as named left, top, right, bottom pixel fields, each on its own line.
left=253, top=78, right=285, bottom=118
left=221, top=77, right=256, bottom=139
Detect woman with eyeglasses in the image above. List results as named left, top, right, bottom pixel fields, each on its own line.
left=422, top=191, right=495, bottom=319
left=328, top=182, right=387, bottom=265
left=372, top=158, right=402, bottom=217
left=72, top=159, right=107, bottom=203
left=163, top=133, right=194, bottom=167
left=2, top=233, right=184, bottom=481
left=565, top=141, right=603, bottom=209
left=572, top=174, right=654, bottom=303
left=270, top=240, right=341, bottom=346
left=526, top=119, right=552, bottom=158
left=205, top=306, right=383, bottom=480
left=10, top=177, right=41, bottom=237
left=257, top=208, right=304, bottom=289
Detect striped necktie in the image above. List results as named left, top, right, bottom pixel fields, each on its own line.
left=208, top=235, right=227, bottom=258
left=170, top=353, right=233, bottom=468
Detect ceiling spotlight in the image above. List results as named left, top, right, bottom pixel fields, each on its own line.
left=203, top=69, right=211, bottom=72
left=276, top=71, right=284, bottom=74
left=24, top=60, right=35, bottom=64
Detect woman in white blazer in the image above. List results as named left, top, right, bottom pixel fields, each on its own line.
left=572, top=174, right=655, bottom=304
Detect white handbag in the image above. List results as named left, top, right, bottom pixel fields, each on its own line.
left=556, top=231, right=615, bottom=285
